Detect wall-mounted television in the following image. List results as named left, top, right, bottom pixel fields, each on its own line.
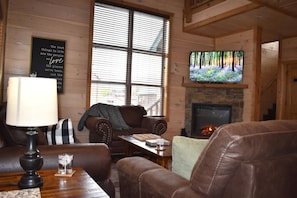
left=189, top=50, right=244, bottom=83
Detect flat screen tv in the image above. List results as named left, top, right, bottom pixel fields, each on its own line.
left=189, top=50, right=244, bottom=83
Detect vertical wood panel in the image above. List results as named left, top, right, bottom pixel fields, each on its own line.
left=0, top=0, right=8, bottom=102
left=215, top=28, right=260, bottom=121
left=260, top=42, right=278, bottom=119
left=277, top=36, right=297, bottom=119
left=3, top=0, right=91, bottom=142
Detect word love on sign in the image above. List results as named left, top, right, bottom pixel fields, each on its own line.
left=31, top=37, right=65, bottom=93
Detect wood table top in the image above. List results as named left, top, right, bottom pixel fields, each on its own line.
left=0, top=168, right=109, bottom=198
left=119, top=135, right=172, bottom=157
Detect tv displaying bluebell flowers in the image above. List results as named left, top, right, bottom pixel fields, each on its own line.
left=189, top=50, right=244, bottom=83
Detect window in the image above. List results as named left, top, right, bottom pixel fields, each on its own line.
left=91, top=2, right=169, bottom=116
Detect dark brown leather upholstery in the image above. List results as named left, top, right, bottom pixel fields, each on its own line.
left=86, top=105, right=167, bottom=155
left=0, top=103, right=115, bottom=198
left=117, top=120, right=297, bottom=198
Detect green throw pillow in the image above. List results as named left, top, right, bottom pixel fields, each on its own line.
left=172, top=136, right=209, bottom=180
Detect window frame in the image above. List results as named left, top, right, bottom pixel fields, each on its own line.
left=88, top=0, right=171, bottom=117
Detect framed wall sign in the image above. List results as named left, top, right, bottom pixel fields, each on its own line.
left=30, top=37, right=65, bottom=93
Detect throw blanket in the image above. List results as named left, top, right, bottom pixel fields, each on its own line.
left=78, top=103, right=131, bottom=131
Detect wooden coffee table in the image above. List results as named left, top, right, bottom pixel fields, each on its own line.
left=0, top=168, right=109, bottom=197
left=119, top=135, right=172, bottom=169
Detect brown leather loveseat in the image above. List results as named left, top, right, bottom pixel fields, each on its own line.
left=117, top=120, right=297, bottom=198
left=78, top=103, right=167, bottom=155
left=0, top=103, right=115, bottom=198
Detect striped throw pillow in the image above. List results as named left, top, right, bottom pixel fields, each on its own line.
left=46, top=118, right=75, bottom=145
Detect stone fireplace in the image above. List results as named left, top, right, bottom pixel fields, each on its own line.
left=185, top=87, right=244, bottom=137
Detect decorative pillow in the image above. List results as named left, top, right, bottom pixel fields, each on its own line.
left=172, top=136, right=209, bottom=180
left=46, top=118, right=75, bottom=145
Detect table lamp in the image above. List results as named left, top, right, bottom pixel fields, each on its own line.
left=6, top=76, right=58, bottom=189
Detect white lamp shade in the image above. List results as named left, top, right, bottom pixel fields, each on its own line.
left=6, top=77, right=58, bottom=127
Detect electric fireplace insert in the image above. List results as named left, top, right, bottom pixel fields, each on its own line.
left=191, top=103, right=232, bottom=138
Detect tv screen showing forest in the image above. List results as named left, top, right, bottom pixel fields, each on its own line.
left=189, top=50, right=244, bottom=83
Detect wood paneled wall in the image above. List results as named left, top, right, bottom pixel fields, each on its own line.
left=0, top=0, right=8, bottom=102
left=215, top=28, right=261, bottom=121
left=3, top=0, right=92, bottom=142
left=260, top=42, right=278, bottom=119
left=277, top=36, right=297, bottom=119
left=281, top=37, right=297, bottom=62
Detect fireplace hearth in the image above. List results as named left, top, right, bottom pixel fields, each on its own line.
left=191, top=103, right=232, bottom=138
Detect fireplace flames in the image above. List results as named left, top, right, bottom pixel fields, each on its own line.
left=200, top=125, right=217, bottom=136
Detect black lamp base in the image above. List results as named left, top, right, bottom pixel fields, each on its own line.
left=18, top=128, right=44, bottom=189
left=18, top=171, right=43, bottom=189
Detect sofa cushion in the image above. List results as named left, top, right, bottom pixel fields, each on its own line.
left=46, top=118, right=75, bottom=145
left=172, top=136, right=208, bottom=180
left=118, top=105, right=147, bottom=127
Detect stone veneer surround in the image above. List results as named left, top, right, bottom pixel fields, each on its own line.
left=185, top=87, right=244, bottom=137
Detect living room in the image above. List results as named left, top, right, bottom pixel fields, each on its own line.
left=1, top=0, right=297, bottom=142
left=1, top=0, right=297, bottom=197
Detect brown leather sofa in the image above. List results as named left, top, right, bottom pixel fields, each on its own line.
left=83, top=104, right=167, bottom=155
left=0, top=103, right=115, bottom=198
left=117, top=120, right=297, bottom=198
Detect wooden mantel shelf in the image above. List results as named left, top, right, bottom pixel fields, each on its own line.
left=182, top=82, right=248, bottom=89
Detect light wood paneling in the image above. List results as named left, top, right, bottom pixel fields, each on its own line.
left=3, top=0, right=91, bottom=142
left=215, top=28, right=261, bottom=121
left=0, top=0, right=8, bottom=102
left=260, top=42, right=278, bottom=119
left=277, top=36, right=297, bottom=119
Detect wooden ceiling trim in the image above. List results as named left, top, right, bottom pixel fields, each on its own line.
left=248, top=0, right=297, bottom=18
left=184, top=0, right=226, bottom=22
left=184, top=2, right=261, bottom=32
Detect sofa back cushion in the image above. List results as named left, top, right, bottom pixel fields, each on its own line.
left=190, top=120, right=297, bottom=197
left=118, top=105, right=147, bottom=127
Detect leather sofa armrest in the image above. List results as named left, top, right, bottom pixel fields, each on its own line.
left=117, top=156, right=202, bottom=198
left=141, top=117, right=167, bottom=135
left=140, top=161, right=206, bottom=198
left=117, top=156, right=164, bottom=198
left=85, top=116, right=113, bottom=145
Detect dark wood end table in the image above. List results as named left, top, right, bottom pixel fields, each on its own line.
left=119, top=135, right=172, bottom=169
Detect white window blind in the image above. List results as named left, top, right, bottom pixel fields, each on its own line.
left=91, top=2, right=169, bottom=116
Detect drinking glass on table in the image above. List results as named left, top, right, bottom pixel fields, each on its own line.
left=58, top=154, right=73, bottom=174
left=156, top=138, right=165, bottom=151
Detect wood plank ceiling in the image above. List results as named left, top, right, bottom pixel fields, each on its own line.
left=184, top=0, right=297, bottom=43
